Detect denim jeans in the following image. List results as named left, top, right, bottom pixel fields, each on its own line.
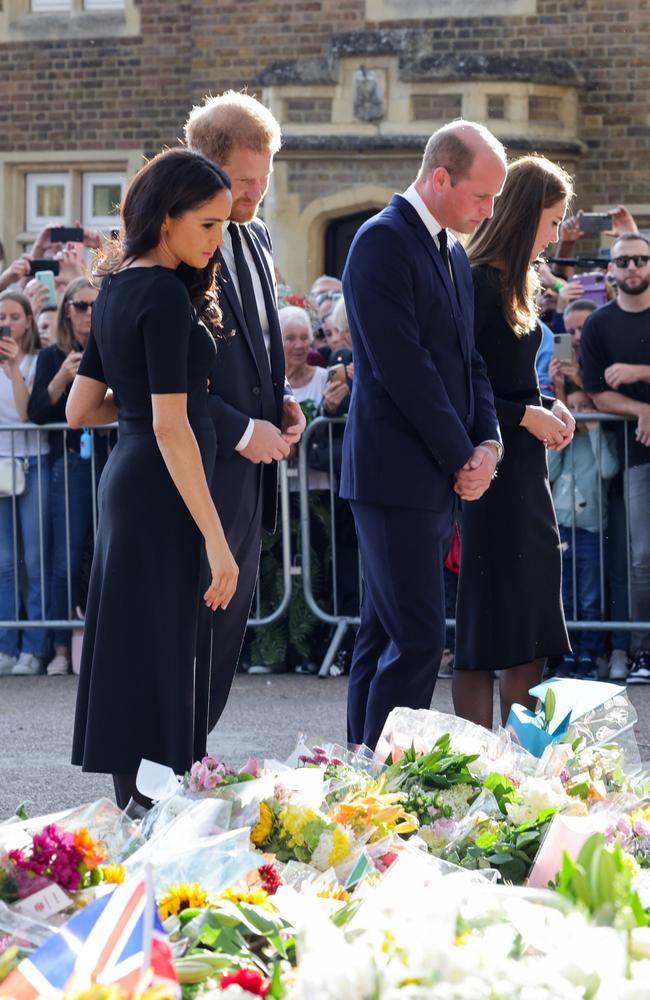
left=560, top=524, right=603, bottom=661
left=0, top=455, right=50, bottom=658
left=49, top=451, right=102, bottom=647
left=626, top=463, right=650, bottom=654
left=605, top=483, right=631, bottom=654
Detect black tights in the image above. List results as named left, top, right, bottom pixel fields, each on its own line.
left=112, top=773, right=153, bottom=812
left=452, top=658, right=546, bottom=730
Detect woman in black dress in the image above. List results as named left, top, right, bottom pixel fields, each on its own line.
left=66, top=149, right=238, bottom=809
left=454, top=156, right=575, bottom=729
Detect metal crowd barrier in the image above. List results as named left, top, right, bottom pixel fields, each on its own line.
left=296, top=412, right=650, bottom=677
left=2, top=414, right=648, bottom=676
left=0, top=422, right=292, bottom=635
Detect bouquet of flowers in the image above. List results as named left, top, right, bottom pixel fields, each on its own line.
left=250, top=800, right=353, bottom=873
left=383, top=734, right=482, bottom=827
left=0, top=824, right=122, bottom=905
left=186, top=756, right=262, bottom=794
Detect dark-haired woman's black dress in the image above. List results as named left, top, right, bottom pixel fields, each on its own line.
left=455, top=265, right=570, bottom=671
left=72, top=266, right=217, bottom=775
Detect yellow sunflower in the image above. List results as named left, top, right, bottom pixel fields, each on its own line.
left=158, top=881, right=212, bottom=921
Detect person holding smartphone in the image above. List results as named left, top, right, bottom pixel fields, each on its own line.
left=0, top=292, right=49, bottom=676
left=27, top=277, right=101, bottom=676
left=66, top=148, right=237, bottom=810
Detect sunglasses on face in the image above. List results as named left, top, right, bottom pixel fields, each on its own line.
left=69, top=300, right=94, bottom=312
left=612, top=255, right=650, bottom=268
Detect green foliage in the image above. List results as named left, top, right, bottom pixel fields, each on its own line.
left=384, top=735, right=481, bottom=793
left=553, top=833, right=649, bottom=929
left=483, top=773, right=518, bottom=815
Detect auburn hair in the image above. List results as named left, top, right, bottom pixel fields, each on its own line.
left=467, top=155, right=573, bottom=336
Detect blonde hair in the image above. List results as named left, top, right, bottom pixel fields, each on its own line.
left=184, top=91, right=282, bottom=166
left=56, top=277, right=95, bottom=354
left=0, top=290, right=41, bottom=355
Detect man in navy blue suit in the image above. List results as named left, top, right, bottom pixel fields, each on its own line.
left=185, top=92, right=306, bottom=732
left=341, top=121, right=506, bottom=750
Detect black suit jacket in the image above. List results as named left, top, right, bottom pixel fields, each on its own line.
left=340, top=194, right=501, bottom=510
left=207, top=219, right=286, bottom=534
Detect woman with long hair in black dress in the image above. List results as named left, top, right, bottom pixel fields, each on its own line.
left=453, top=156, right=575, bottom=729
left=67, top=148, right=238, bottom=809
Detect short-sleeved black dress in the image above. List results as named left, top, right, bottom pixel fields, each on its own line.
left=71, top=267, right=217, bottom=775
left=455, top=265, right=570, bottom=671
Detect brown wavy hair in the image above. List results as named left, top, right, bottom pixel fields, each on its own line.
left=94, top=148, right=231, bottom=326
left=467, top=156, right=573, bottom=336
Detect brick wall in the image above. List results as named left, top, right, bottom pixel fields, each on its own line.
left=287, top=156, right=421, bottom=212
left=0, top=0, right=648, bottom=207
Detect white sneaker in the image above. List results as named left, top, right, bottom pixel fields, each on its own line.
left=46, top=654, right=70, bottom=676
left=12, top=652, right=43, bottom=676
left=608, top=649, right=629, bottom=682
left=0, top=653, right=17, bottom=675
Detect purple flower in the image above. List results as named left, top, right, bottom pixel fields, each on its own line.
left=632, top=817, right=650, bottom=838
left=242, top=756, right=261, bottom=778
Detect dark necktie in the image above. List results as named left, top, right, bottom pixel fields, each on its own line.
left=228, top=223, right=272, bottom=382
left=438, top=227, right=450, bottom=273
left=438, top=227, right=461, bottom=306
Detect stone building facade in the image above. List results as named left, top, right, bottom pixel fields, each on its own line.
left=0, top=0, right=648, bottom=290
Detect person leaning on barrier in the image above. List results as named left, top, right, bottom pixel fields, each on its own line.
left=0, top=291, right=50, bottom=676
left=581, top=232, right=650, bottom=684
left=548, top=388, right=619, bottom=679
left=27, top=277, right=109, bottom=677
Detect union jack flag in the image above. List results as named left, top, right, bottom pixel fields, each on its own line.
left=0, top=872, right=179, bottom=998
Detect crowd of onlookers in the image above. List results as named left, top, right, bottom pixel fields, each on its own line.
left=1, top=203, right=649, bottom=682
left=0, top=225, right=109, bottom=677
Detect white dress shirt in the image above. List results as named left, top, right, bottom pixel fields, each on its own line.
left=401, top=184, right=453, bottom=280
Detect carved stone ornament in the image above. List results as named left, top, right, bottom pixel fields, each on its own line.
left=353, top=65, right=385, bottom=122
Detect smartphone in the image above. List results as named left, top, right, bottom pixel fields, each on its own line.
left=552, top=334, right=573, bottom=362
left=569, top=271, right=607, bottom=307
left=327, top=363, right=346, bottom=384
left=0, top=326, right=11, bottom=340
left=30, top=258, right=60, bottom=276
left=49, top=225, right=84, bottom=244
left=35, top=270, right=57, bottom=308
left=578, top=213, right=611, bottom=235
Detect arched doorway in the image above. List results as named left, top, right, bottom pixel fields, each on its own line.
left=324, top=209, right=378, bottom=277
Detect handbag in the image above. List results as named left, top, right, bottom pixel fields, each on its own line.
left=0, top=432, right=30, bottom=498
left=0, top=456, right=28, bottom=497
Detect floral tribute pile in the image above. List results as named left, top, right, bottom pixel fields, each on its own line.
left=2, top=682, right=650, bottom=999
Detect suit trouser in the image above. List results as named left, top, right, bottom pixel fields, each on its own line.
left=347, top=500, right=454, bottom=750
left=202, top=461, right=264, bottom=735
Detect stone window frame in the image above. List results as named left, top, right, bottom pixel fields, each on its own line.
left=0, top=150, right=142, bottom=258
left=0, top=0, right=139, bottom=41
left=365, top=0, right=537, bottom=19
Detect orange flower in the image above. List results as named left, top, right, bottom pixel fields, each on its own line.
left=72, top=828, right=107, bottom=870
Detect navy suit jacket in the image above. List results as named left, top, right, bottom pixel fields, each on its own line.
left=340, top=194, right=500, bottom=511
left=207, top=219, right=286, bottom=533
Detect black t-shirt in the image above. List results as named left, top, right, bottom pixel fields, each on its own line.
left=581, top=300, right=650, bottom=468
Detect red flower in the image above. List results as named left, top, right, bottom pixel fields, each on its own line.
left=220, top=968, right=270, bottom=995
left=285, top=294, right=307, bottom=308
left=258, top=863, right=282, bottom=895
